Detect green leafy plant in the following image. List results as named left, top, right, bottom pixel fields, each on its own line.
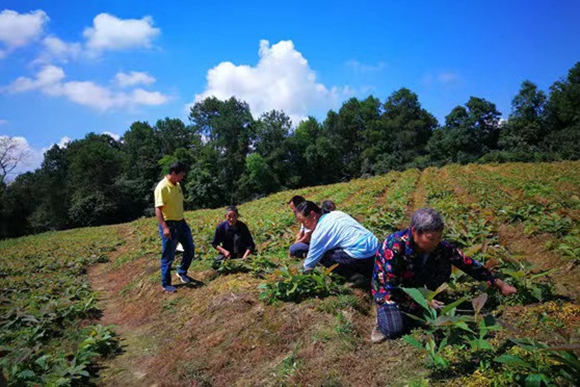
left=258, top=264, right=344, bottom=304
left=495, top=336, right=580, bottom=386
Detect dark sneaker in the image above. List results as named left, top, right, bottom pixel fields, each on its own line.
left=371, top=324, right=387, bottom=344
left=163, top=285, right=177, bottom=293
left=176, top=272, right=192, bottom=284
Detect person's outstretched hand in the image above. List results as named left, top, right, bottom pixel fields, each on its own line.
left=495, top=279, right=517, bottom=295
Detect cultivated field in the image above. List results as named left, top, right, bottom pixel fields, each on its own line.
left=1, top=161, right=579, bottom=386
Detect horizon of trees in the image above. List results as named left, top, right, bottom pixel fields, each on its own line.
left=0, top=61, right=578, bottom=239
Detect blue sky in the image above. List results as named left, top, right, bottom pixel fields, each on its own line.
left=1, top=0, right=579, bottom=176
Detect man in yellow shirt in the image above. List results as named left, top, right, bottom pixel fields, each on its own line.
left=154, top=162, right=195, bottom=292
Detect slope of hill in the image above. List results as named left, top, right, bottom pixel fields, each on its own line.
left=1, top=161, right=579, bottom=386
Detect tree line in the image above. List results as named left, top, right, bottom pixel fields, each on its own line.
left=0, top=62, right=578, bottom=239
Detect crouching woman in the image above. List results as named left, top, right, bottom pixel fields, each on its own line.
left=371, top=208, right=517, bottom=342
left=295, top=200, right=378, bottom=280
left=212, top=206, right=255, bottom=269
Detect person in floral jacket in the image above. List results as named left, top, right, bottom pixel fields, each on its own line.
left=371, top=208, right=517, bottom=342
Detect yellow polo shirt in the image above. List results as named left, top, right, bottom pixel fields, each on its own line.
left=154, top=177, right=184, bottom=221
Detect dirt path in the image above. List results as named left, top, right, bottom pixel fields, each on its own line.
left=89, top=224, right=167, bottom=386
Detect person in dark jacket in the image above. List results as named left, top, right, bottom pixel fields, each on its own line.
left=211, top=206, right=255, bottom=269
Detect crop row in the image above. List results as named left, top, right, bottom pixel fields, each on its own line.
left=0, top=227, right=122, bottom=385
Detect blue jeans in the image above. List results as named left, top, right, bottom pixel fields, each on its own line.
left=289, top=242, right=309, bottom=258
left=159, top=220, right=195, bottom=287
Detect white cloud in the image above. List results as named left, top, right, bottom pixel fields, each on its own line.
left=115, top=71, right=155, bottom=87
left=6, top=65, right=65, bottom=93
left=56, top=136, right=71, bottom=148
left=102, top=131, right=120, bottom=141
left=3, top=65, right=169, bottom=111
left=0, top=10, right=48, bottom=49
left=345, top=60, right=387, bottom=73
left=83, top=13, right=160, bottom=52
left=191, top=39, right=351, bottom=125
left=39, top=36, right=82, bottom=62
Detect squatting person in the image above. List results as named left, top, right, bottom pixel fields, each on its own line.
left=371, top=208, right=517, bottom=342
left=211, top=206, right=255, bottom=269
left=295, top=201, right=378, bottom=280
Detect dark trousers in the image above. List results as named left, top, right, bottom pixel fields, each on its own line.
left=319, top=248, right=375, bottom=279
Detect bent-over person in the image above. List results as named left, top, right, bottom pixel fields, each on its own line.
left=296, top=201, right=378, bottom=280
left=371, top=208, right=517, bottom=342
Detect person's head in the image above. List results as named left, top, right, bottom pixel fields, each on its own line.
left=294, top=201, right=322, bottom=231
left=225, top=205, right=239, bottom=226
left=288, top=195, right=306, bottom=212
left=321, top=200, right=336, bottom=214
left=167, top=162, right=187, bottom=184
left=410, top=208, right=445, bottom=254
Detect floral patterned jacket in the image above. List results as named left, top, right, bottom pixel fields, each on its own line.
left=371, top=228, right=495, bottom=311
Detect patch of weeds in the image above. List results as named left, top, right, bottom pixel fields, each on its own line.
left=113, top=250, right=145, bottom=268
left=162, top=298, right=181, bottom=313
left=277, top=346, right=300, bottom=379
left=312, top=326, right=333, bottom=343
left=316, top=294, right=359, bottom=314
left=119, top=281, right=137, bottom=297
left=177, top=361, right=213, bottom=387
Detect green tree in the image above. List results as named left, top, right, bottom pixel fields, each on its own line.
left=364, top=89, right=437, bottom=173
left=327, top=96, right=382, bottom=178
left=427, top=97, right=500, bottom=164
left=0, top=172, right=39, bottom=237
left=28, top=145, right=70, bottom=231
left=65, top=133, right=125, bottom=226
left=188, top=97, right=255, bottom=204
left=497, top=81, right=547, bottom=159
left=543, top=62, right=580, bottom=159
left=155, top=117, right=197, bottom=156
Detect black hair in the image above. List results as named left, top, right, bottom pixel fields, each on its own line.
left=295, top=200, right=321, bottom=217
left=321, top=200, right=336, bottom=214
left=288, top=195, right=306, bottom=207
left=168, top=162, right=187, bottom=175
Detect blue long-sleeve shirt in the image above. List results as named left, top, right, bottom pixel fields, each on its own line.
left=303, top=211, right=379, bottom=270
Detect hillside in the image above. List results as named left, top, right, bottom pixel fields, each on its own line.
left=1, top=161, right=579, bottom=386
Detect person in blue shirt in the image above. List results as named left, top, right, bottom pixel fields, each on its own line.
left=211, top=206, right=255, bottom=269
left=294, top=200, right=379, bottom=280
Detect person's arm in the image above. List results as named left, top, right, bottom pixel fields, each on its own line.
left=372, top=240, right=403, bottom=305
left=295, top=227, right=305, bottom=243
left=297, top=229, right=312, bottom=244
left=302, top=223, right=341, bottom=270
left=242, top=223, right=255, bottom=259
left=155, top=207, right=171, bottom=239
left=212, top=224, right=230, bottom=258
left=449, top=243, right=517, bottom=295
